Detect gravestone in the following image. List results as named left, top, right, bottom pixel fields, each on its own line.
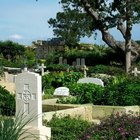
left=54, top=87, right=69, bottom=96
left=77, top=77, right=104, bottom=87
left=59, top=57, right=63, bottom=64
left=39, top=63, right=46, bottom=76
left=132, top=67, right=140, bottom=76
left=76, top=58, right=81, bottom=66
left=63, top=59, right=67, bottom=64
left=72, top=61, right=76, bottom=68
left=81, top=58, right=85, bottom=66
left=15, top=71, right=51, bottom=139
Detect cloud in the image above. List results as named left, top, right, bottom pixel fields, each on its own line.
left=9, top=34, right=23, bottom=40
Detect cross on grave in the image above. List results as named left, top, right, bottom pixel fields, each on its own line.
left=39, top=63, right=46, bottom=76
left=81, top=65, right=88, bottom=78
left=17, top=84, right=36, bottom=115
left=132, top=67, right=140, bottom=76
left=15, top=71, right=51, bottom=139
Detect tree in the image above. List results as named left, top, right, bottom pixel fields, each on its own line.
left=48, top=8, right=94, bottom=47
left=0, top=41, right=25, bottom=61
left=48, top=0, right=140, bottom=72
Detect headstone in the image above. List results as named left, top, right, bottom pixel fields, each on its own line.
left=72, top=61, right=76, bottom=68
left=77, top=77, right=104, bottom=87
left=132, top=67, right=140, bottom=76
left=53, top=87, right=69, bottom=96
left=76, top=58, right=81, bottom=66
left=63, top=59, right=67, bottom=65
left=15, top=71, right=51, bottom=139
left=81, top=58, right=85, bottom=66
left=59, top=57, right=63, bottom=64
left=39, top=63, right=46, bottom=76
left=16, top=71, right=42, bottom=127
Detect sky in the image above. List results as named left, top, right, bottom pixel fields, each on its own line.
left=0, top=0, right=140, bottom=46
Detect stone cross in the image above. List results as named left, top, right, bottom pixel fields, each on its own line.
left=81, top=65, right=88, bottom=78
left=39, top=63, right=46, bottom=76
left=132, top=67, right=140, bottom=76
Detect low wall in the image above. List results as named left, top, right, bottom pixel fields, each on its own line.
left=42, top=99, right=140, bottom=123
left=92, top=105, right=140, bottom=120
left=43, top=104, right=93, bottom=122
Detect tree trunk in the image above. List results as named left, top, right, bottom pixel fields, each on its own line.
left=125, top=0, right=132, bottom=73
left=81, top=0, right=140, bottom=63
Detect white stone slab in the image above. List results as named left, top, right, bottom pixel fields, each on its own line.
left=77, top=77, right=104, bottom=87
left=15, top=71, right=42, bottom=128
left=54, top=87, right=69, bottom=96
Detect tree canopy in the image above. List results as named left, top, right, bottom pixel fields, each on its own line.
left=0, top=40, right=25, bottom=61
left=48, top=0, right=140, bottom=62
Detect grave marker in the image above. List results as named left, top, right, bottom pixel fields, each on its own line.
left=76, top=58, right=81, bottom=66
left=39, top=63, right=46, bottom=76
left=132, top=67, right=140, bottom=76
left=54, top=87, right=69, bottom=96
left=15, top=71, right=51, bottom=139
left=77, top=77, right=104, bottom=87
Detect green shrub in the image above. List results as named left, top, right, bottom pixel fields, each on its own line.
left=58, top=83, right=104, bottom=104
left=42, top=71, right=83, bottom=98
left=45, top=115, right=91, bottom=140
left=88, top=65, right=125, bottom=76
left=0, top=86, right=15, bottom=116
left=104, top=77, right=140, bottom=106
left=0, top=114, right=39, bottom=140
left=79, top=112, right=140, bottom=140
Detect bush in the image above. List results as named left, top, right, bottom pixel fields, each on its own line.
left=0, top=114, right=39, bottom=140
left=42, top=71, right=83, bottom=98
left=104, top=77, right=140, bottom=106
left=45, top=115, right=91, bottom=140
left=0, top=86, right=15, bottom=116
left=88, top=65, right=125, bottom=76
left=78, top=112, right=140, bottom=140
left=58, top=83, right=104, bottom=104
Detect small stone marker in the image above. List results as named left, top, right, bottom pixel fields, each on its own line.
left=39, top=63, right=46, bottom=76
left=15, top=71, right=51, bottom=140
left=81, top=58, right=85, bottom=66
left=132, top=67, right=140, bottom=76
left=77, top=77, right=104, bottom=87
left=72, top=61, right=76, bottom=68
left=81, top=65, right=88, bottom=78
left=63, top=59, right=67, bottom=65
left=76, top=58, right=81, bottom=66
left=54, top=87, right=69, bottom=96
left=59, top=57, right=63, bottom=64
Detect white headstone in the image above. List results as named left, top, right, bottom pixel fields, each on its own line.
left=53, top=87, right=69, bottom=96
left=77, top=77, right=104, bottom=87
left=15, top=71, right=42, bottom=127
